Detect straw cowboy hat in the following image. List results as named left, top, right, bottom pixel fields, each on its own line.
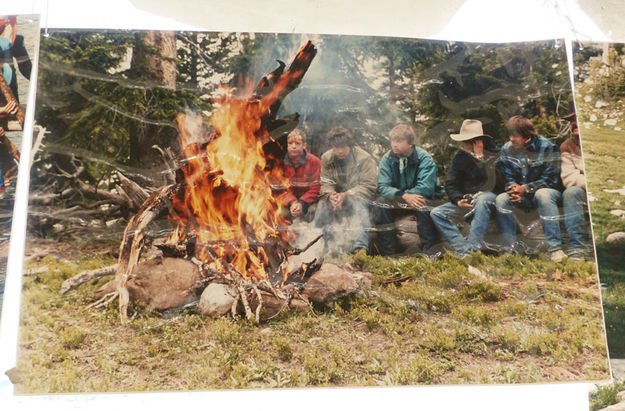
left=450, top=119, right=490, bottom=141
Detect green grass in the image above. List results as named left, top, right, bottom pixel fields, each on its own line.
left=578, top=121, right=625, bottom=357
left=590, top=380, right=625, bottom=411
left=14, top=244, right=610, bottom=393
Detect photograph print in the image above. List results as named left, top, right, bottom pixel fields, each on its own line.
left=14, top=29, right=610, bottom=393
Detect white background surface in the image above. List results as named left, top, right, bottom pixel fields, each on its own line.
left=0, top=1, right=621, bottom=410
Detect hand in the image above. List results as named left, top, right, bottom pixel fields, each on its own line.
left=290, top=202, right=303, bottom=217
left=0, top=100, right=17, bottom=116
left=507, top=184, right=526, bottom=203
left=329, top=192, right=346, bottom=210
left=402, top=193, right=425, bottom=208
left=457, top=198, right=473, bottom=210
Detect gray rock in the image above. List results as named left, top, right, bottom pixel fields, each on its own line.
left=605, top=119, right=618, bottom=126
left=591, top=114, right=598, bottom=122
left=584, top=95, right=592, bottom=103
left=303, top=263, right=359, bottom=304
left=606, top=232, right=625, bottom=244
left=199, top=282, right=237, bottom=317
left=349, top=269, right=373, bottom=289
left=596, top=100, right=609, bottom=108
left=609, top=210, right=625, bottom=217
left=600, top=397, right=625, bottom=410
left=395, top=213, right=421, bottom=251
left=616, top=127, right=623, bottom=131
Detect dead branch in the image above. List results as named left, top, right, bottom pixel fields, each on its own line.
left=252, top=284, right=263, bottom=322
left=113, top=183, right=179, bottom=323
left=29, top=187, right=76, bottom=205
left=152, top=145, right=176, bottom=184
left=87, top=291, right=118, bottom=309
left=23, top=267, right=48, bottom=276
left=60, top=264, right=118, bottom=295
left=205, top=246, right=246, bottom=283
left=381, top=275, right=411, bottom=285
left=30, top=125, right=50, bottom=166
left=116, top=171, right=152, bottom=209
left=237, top=284, right=254, bottom=322
left=290, top=233, right=323, bottom=255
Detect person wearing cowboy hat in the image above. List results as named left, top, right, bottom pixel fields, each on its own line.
left=430, top=119, right=504, bottom=255
left=494, top=115, right=565, bottom=262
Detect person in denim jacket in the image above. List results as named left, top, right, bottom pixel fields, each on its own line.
left=495, top=115, right=565, bottom=262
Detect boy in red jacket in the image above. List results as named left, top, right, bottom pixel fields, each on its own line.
left=280, top=128, right=321, bottom=221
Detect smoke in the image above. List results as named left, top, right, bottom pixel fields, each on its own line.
left=287, top=208, right=367, bottom=269
left=248, top=33, right=408, bottom=157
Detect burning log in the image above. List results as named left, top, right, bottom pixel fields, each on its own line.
left=105, top=41, right=320, bottom=323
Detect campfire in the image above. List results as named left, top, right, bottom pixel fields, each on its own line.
left=86, top=41, right=367, bottom=324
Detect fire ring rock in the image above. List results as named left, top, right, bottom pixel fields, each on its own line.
left=302, top=263, right=371, bottom=304
left=199, top=283, right=238, bottom=317
left=607, top=231, right=625, bottom=244
left=126, top=258, right=203, bottom=311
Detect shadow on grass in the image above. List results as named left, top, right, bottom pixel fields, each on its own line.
left=596, top=242, right=625, bottom=358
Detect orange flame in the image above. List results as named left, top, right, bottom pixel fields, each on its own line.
left=168, top=42, right=316, bottom=281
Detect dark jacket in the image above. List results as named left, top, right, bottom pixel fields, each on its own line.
left=378, top=146, right=444, bottom=199
left=445, top=143, right=504, bottom=205
left=499, top=135, right=562, bottom=195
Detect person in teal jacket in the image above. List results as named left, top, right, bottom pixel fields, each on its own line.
left=376, top=124, right=444, bottom=254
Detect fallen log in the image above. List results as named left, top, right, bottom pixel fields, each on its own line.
left=60, top=264, right=118, bottom=295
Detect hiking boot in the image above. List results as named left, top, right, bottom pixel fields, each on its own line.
left=550, top=249, right=567, bottom=263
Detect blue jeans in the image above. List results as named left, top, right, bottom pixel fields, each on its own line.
left=495, top=188, right=562, bottom=252
left=563, top=186, right=586, bottom=251
left=313, top=195, right=370, bottom=253
left=431, top=192, right=497, bottom=255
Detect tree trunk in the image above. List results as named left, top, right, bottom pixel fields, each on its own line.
left=133, top=31, right=177, bottom=89
left=129, top=31, right=178, bottom=163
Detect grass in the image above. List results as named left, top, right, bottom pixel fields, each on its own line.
left=14, top=241, right=610, bottom=393
left=577, top=115, right=625, bottom=358
left=590, top=380, right=625, bottom=411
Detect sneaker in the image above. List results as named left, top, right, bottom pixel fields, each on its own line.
left=568, top=250, right=585, bottom=261
left=550, top=249, right=567, bottom=263
left=477, top=243, right=502, bottom=256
